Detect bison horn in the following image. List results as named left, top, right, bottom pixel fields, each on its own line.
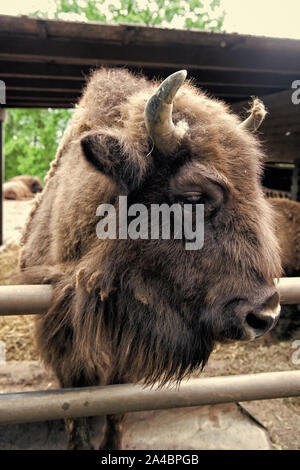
left=144, top=70, right=187, bottom=153
left=239, top=98, right=267, bottom=132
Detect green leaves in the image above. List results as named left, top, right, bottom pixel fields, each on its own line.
left=55, top=0, right=107, bottom=21
left=4, top=108, right=72, bottom=183
left=32, top=0, right=225, bottom=31
left=106, top=0, right=225, bottom=30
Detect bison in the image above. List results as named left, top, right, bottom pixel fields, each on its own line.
left=20, top=68, right=282, bottom=449
left=267, top=198, right=300, bottom=340
left=3, top=175, right=43, bottom=200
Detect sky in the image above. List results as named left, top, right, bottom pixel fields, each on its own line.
left=222, top=0, right=300, bottom=39
left=0, top=0, right=300, bottom=39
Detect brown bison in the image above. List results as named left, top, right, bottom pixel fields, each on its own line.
left=20, top=68, right=281, bottom=449
left=269, top=198, right=300, bottom=276
left=267, top=198, right=300, bottom=340
left=3, top=175, right=43, bottom=200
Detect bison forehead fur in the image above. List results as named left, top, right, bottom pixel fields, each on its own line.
left=20, top=68, right=281, bottom=386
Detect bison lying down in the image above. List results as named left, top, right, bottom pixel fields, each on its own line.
left=3, top=175, right=43, bottom=200
left=20, top=68, right=281, bottom=449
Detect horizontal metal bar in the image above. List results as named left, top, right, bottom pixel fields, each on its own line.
left=0, top=371, right=299, bottom=425
left=276, top=277, right=300, bottom=304
left=0, top=285, right=52, bottom=315
left=0, top=278, right=300, bottom=316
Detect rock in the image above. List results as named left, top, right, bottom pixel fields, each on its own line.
left=121, top=403, right=272, bottom=450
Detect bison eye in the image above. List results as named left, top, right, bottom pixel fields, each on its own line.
left=176, top=194, right=205, bottom=204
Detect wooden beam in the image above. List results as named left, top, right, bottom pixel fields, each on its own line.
left=0, top=14, right=300, bottom=75
left=7, top=95, right=76, bottom=102
left=5, top=77, right=84, bottom=91
left=1, top=14, right=300, bottom=55
left=0, top=108, right=6, bottom=246
left=0, top=61, right=297, bottom=89
left=0, top=61, right=90, bottom=81
left=3, top=79, right=282, bottom=100
left=0, top=14, right=295, bottom=45
left=0, top=36, right=300, bottom=75
left=7, top=103, right=71, bottom=109
left=5, top=90, right=78, bottom=99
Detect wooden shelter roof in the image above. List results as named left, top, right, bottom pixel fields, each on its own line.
left=0, top=14, right=300, bottom=108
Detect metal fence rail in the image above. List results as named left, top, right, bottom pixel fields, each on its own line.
left=276, top=277, right=300, bottom=304
left=0, top=281, right=299, bottom=425
left=0, top=284, right=52, bottom=315
left=0, top=371, right=300, bottom=425
left=0, top=278, right=300, bottom=316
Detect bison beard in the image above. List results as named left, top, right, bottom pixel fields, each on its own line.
left=20, top=67, right=281, bottom=449
left=28, top=249, right=215, bottom=389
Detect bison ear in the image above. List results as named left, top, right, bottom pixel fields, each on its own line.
left=81, top=133, right=143, bottom=193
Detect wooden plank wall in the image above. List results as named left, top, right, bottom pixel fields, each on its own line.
left=232, top=89, right=300, bottom=163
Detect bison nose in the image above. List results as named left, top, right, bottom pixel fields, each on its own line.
left=242, top=292, right=281, bottom=340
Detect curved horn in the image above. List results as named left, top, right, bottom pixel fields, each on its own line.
left=239, top=98, right=267, bottom=132
left=144, top=70, right=187, bottom=153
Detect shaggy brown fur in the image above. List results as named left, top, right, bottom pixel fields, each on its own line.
left=20, top=68, right=281, bottom=449
left=268, top=198, right=300, bottom=340
left=3, top=175, right=43, bottom=200
left=269, top=198, right=300, bottom=275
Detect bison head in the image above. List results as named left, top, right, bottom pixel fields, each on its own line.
left=30, top=177, right=43, bottom=194
left=76, top=70, right=281, bottom=384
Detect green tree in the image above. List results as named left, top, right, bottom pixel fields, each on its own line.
left=53, top=0, right=107, bottom=21
left=40, top=0, right=225, bottom=30
left=5, top=0, right=225, bottom=182
left=4, top=108, right=71, bottom=182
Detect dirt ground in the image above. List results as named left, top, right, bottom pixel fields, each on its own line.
left=0, top=200, right=36, bottom=361
left=0, top=199, right=299, bottom=449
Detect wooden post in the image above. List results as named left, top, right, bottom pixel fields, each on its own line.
left=291, top=157, right=300, bottom=201
left=0, top=108, right=6, bottom=246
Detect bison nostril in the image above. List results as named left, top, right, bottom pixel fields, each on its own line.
left=245, top=312, right=270, bottom=336
left=223, top=293, right=280, bottom=341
